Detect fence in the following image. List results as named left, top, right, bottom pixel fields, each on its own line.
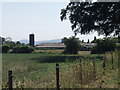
left=1, top=54, right=119, bottom=89
left=2, top=63, right=61, bottom=89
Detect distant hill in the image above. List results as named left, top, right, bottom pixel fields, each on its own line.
left=36, top=39, right=61, bottom=45
left=19, top=39, right=61, bottom=45
left=19, top=39, right=28, bottom=44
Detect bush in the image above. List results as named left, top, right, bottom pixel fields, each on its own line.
left=5, top=41, right=16, bottom=49
left=32, top=55, right=104, bottom=63
left=1, top=44, right=10, bottom=53
left=91, top=37, right=117, bottom=54
left=11, top=45, right=34, bottom=53
left=91, top=46, right=99, bottom=54
left=116, top=44, right=120, bottom=50
left=63, top=36, right=81, bottom=54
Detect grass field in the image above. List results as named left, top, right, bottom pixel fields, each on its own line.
left=2, top=50, right=119, bottom=88
left=34, top=50, right=91, bottom=55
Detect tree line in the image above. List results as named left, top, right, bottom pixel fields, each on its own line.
left=0, top=37, right=34, bottom=53
left=62, top=36, right=120, bottom=54
left=60, top=1, right=120, bottom=54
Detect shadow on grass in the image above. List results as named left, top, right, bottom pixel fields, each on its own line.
left=31, top=55, right=104, bottom=63
left=31, top=56, right=81, bottom=63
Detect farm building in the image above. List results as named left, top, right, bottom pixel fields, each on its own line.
left=36, top=43, right=65, bottom=49
left=81, top=43, right=97, bottom=48
left=80, top=43, right=97, bottom=51
left=35, top=43, right=97, bottom=51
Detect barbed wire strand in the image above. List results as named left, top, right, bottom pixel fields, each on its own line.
left=2, top=64, right=75, bottom=79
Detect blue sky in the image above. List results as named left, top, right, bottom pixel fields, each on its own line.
left=1, top=1, right=103, bottom=42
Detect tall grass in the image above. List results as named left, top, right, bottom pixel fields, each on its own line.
left=2, top=50, right=119, bottom=88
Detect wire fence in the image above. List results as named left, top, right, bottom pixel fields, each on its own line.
left=2, top=63, right=72, bottom=89
left=2, top=65, right=57, bottom=88
left=1, top=55, right=119, bottom=89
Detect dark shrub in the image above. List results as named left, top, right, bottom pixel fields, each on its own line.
left=11, top=45, right=34, bottom=53
left=63, top=36, right=81, bottom=54
left=117, top=44, right=120, bottom=50
left=32, top=55, right=104, bottom=63
left=91, top=37, right=117, bottom=54
left=1, top=44, right=10, bottom=53
left=5, top=41, right=16, bottom=49
left=91, top=46, right=99, bottom=54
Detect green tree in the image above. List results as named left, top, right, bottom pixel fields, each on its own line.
left=61, top=37, right=68, bottom=43
left=0, top=37, right=5, bottom=44
left=60, top=2, right=120, bottom=36
left=91, top=38, right=101, bottom=43
left=118, top=35, right=120, bottom=43
left=91, top=37, right=117, bottom=54
left=82, top=40, right=84, bottom=43
left=16, top=41, right=21, bottom=45
left=91, top=36, right=97, bottom=43
left=1, top=44, right=10, bottom=53
left=87, top=39, right=90, bottom=43
left=11, top=45, right=34, bottom=53
left=117, top=44, right=120, bottom=50
left=94, top=36, right=96, bottom=41
left=1, top=37, right=16, bottom=49
left=63, top=36, right=81, bottom=54
left=5, top=41, right=16, bottom=49
left=111, top=37, right=118, bottom=43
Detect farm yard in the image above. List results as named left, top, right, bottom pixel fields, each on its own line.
left=1, top=1, right=120, bottom=89
left=2, top=50, right=119, bottom=88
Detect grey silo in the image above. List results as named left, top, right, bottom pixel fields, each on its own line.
left=29, top=34, right=35, bottom=47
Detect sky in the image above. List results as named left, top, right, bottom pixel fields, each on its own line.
left=0, top=0, right=104, bottom=42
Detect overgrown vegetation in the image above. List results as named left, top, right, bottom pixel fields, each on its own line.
left=2, top=50, right=119, bottom=88
left=117, top=44, right=120, bottom=50
left=63, top=36, right=81, bottom=54
left=0, top=44, right=10, bottom=53
left=0, top=37, right=34, bottom=53
left=11, top=45, right=34, bottom=53
left=91, top=37, right=117, bottom=54
left=60, top=2, right=120, bottom=36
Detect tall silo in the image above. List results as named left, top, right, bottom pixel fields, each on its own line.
left=29, top=33, right=35, bottom=47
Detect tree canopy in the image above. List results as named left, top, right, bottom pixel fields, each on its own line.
left=60, top=1, right=120, bottom=36
left=63, top=36, right=81, bottom=54
left=91, top=37, right=117, bottom=54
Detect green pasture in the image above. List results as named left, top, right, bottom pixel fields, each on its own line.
left=2, top=50, right=119, bottom=88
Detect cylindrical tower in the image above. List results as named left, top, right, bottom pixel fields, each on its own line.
left=29, top=33, right=35, bottom=47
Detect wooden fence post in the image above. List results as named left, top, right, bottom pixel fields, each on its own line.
left=56, top=64, right=60, bottom=90
left=93, top=60, right=96, bottom=80
left=111, top=52, right=114, bottom=69
left=80, top=59, right=82, bottom=85
left=8, top=70, right=13, bottom=90
left=103, top=56, right=106, bottom=75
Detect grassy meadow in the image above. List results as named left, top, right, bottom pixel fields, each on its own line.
left=2, top=50, right=119, bottom=88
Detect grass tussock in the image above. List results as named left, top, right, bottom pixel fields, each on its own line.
left=2, top=50, right=119, bottom=88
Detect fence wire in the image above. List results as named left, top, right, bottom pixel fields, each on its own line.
left=2, top=57, right=119, bottom=88
left=2, top=63, right=73, bottom=88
